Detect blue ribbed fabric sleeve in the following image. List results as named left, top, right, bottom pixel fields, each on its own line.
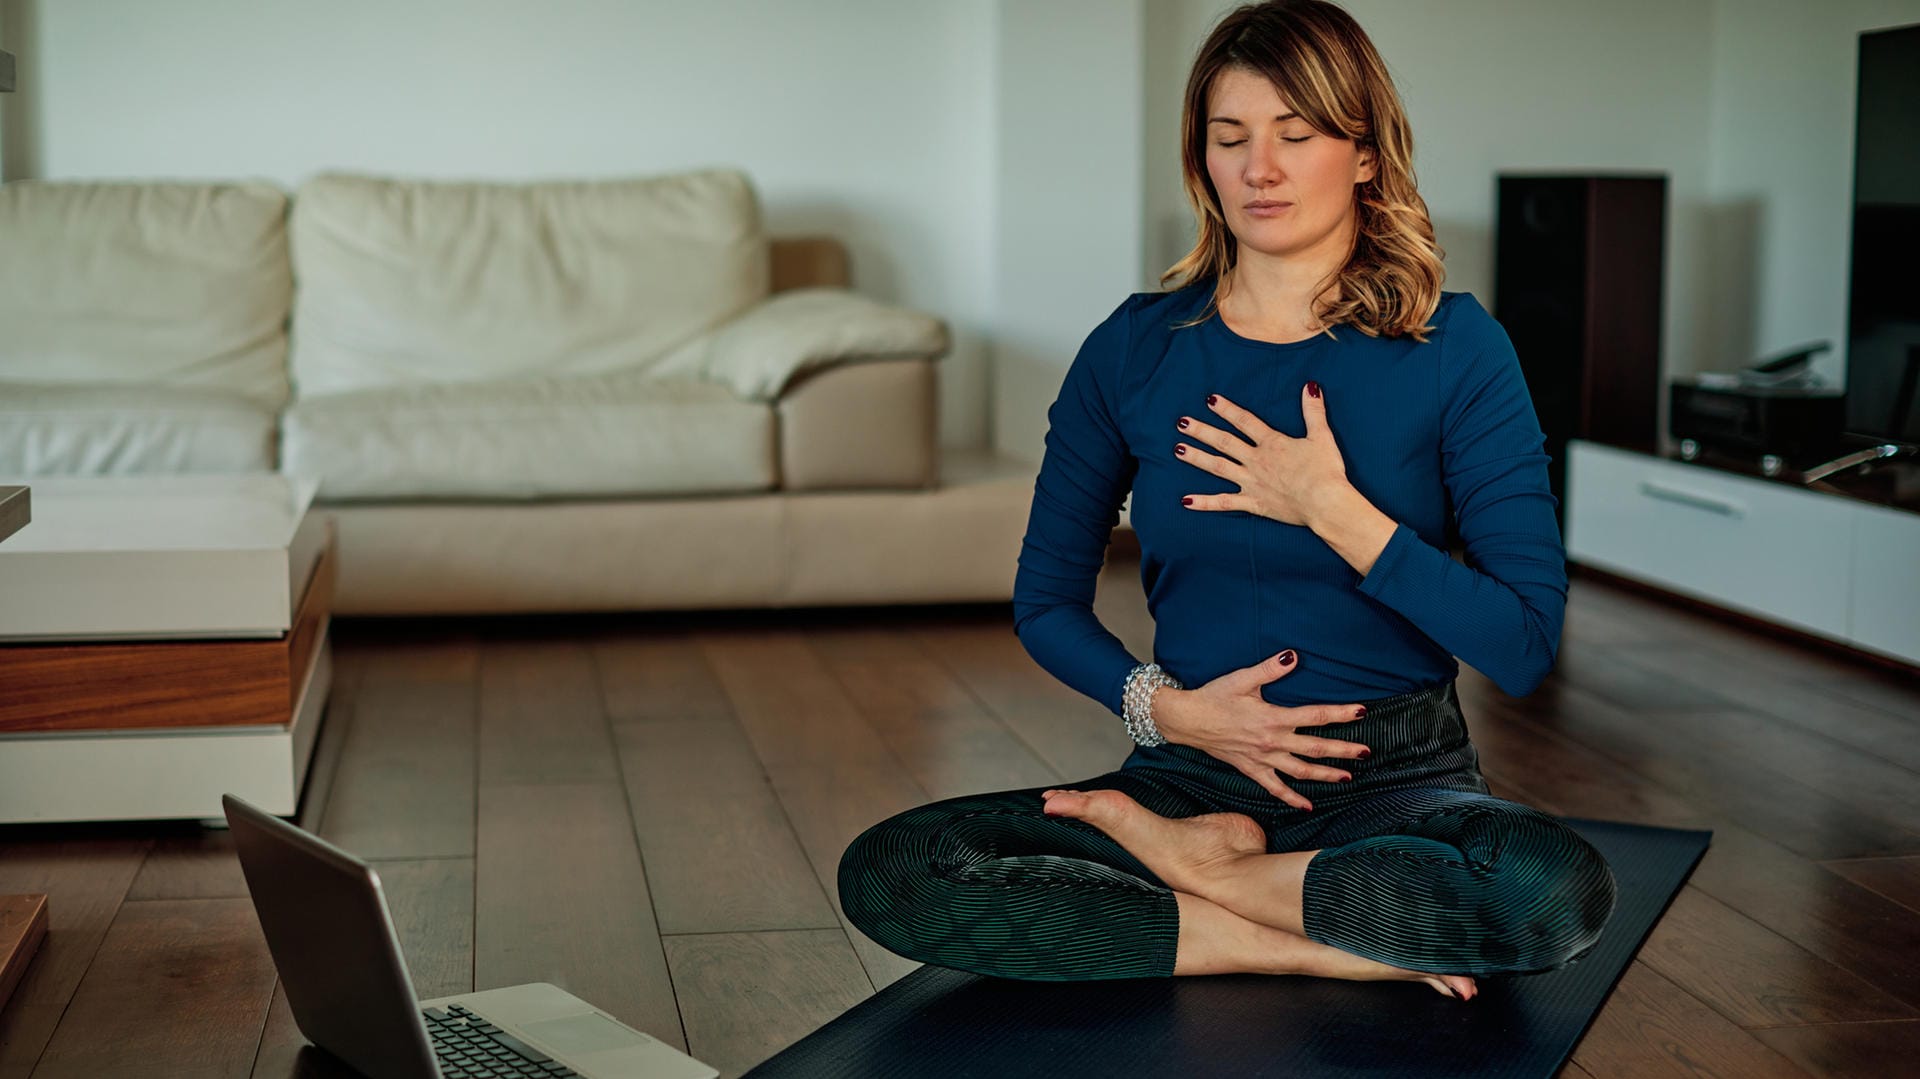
left=1355, top=297, right=1569, bottom=697
left=1011, top=297, right=1142, bottom=717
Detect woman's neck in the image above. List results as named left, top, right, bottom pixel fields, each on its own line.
left=1220, top=208, right=1359, bottom=335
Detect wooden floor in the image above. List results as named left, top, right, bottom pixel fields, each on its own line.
left=1, top=558, right=1917, bottom=1078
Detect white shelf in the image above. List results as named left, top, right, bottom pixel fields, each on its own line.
left=1565, top=439, right=1920, bottom=666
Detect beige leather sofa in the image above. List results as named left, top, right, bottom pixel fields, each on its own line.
left=0, top=170, right=1040, bottom=614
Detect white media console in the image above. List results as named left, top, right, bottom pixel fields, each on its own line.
left=1564, top=438, right=1920, bottom=667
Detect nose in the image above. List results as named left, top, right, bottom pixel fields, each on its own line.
left=1243, top=136, right=1284, bottom=189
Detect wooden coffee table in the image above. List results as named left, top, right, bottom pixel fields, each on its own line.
left=0, top=474, right=334, bottom=824
left=0, top=486, right=46, bottom=1016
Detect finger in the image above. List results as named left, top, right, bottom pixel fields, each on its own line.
left=1240, top=765, right=1313, bottom=811
left=1309, top=702, right=1369, bottom=725
left=1231, top=649, right=1298, bottom=692
left=1172, top=441, right=1243, bottom=477
left=1205, top=393, right=1277, bottom=442
left=1176, top=418, right=1259, bottom=463
left=1288, top=734, right=1373, bottom=761
left=1301, top=381, right=1329, bottom=434
left=1268, top=751, right=1352, bottom=785
left=1179, top=492, right=1250, bottom=513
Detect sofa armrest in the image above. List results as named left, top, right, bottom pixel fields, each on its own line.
left=659, top=286, right=949, bottom=402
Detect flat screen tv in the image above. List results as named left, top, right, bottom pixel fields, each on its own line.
left=1844, top=22, right=1920, bottom=447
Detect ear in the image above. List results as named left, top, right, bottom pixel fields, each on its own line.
left=1357, top=144, right=1378, bottom=185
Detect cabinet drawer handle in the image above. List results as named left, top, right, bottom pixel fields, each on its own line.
left=1636, top=481, right=1745, bottom=518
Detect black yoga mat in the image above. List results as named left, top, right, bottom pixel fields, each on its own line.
left=743, top=817, right=1710, bottom=1079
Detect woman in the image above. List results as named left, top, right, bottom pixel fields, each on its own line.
left=836, top=0, right=1616, bottom=1002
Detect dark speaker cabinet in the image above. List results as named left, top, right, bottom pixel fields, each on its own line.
left=1492, top=174, right=1666, bottom=530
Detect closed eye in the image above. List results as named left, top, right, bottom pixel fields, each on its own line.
left=1217, top=137, right=1312, bottom=147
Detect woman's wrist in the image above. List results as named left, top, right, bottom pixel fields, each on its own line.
left=1151, top=686, right=1189, bottom=743
left=1121, top=663, right=1184, bottom=746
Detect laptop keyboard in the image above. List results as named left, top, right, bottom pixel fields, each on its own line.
left=423, top=1004, right=580, bottom=1077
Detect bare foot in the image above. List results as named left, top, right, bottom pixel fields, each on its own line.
left=1297, top=944, right=1480, bottom=1001
left=1047, top=788, right=1480, bottom=1001
left=1040, top=787, right=1267, bottom=897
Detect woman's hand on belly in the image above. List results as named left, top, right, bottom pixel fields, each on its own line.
left=1154, top=649, right=1373, bottom=812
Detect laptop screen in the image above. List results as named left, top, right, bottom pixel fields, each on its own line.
left=224, top=793, right=440, bottom=1079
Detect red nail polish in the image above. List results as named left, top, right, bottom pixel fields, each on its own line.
left=1178, top=417, right=1190, bottom=429
left=1307, top=381, right=1321, bottom=398
left=1355, top=706, right=1367, bottom=718
left=1358, top=749, right=1372, bottom=759
left=1182, top=496, right=1194, bottom=506
left=1206, top=394, right=1217, bottom=406
left=1338, top=774, right=1352, bottom=782
left=1277, top=649, right=1296, bottom=665
left=1175, top=445, right=1187, bottom=456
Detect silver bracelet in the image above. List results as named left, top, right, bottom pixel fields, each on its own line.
left=1121, top=662, right=1182, bottom=747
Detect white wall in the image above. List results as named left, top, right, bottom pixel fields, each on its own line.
left=9, top=0, right=1919, bottom=460
left=991, top=0, right=1147, bottom=462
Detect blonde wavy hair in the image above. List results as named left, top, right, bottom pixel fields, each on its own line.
left=1162, top=0, right=1445, bottom=342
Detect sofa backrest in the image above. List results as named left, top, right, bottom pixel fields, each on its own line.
left=287, top=169, right=769, bottom=397
left=0, top=180, right=293, bottom=407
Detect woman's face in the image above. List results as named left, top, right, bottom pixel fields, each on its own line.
left=1203, top=66, right=1376, bottom=262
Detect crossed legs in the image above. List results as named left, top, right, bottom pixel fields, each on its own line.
left=1041, top=787, right=1477, bottom=999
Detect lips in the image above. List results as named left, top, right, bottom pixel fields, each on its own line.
left=1247, top=201, right=1293, bottom=209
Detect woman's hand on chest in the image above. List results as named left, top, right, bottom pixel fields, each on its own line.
left=1172, top=382, right=1354, bottom=531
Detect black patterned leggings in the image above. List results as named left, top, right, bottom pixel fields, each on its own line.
left=836, top=679, right=1618, bottom=981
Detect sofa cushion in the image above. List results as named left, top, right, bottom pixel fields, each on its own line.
left=0, top=181, right=292, bottom=407
left=288, top=170, right=769, bottom=396
left=646, top=286, right=950, bottom=402
left=0, top=382, right=278, bottom=475
left=281, top=373, right=776, bottom=501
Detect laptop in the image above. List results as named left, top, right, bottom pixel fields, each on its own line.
left=223, top=793, right=719, bottom=1079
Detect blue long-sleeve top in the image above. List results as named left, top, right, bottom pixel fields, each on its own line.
left=1011, top=280, right=1568, bottom=717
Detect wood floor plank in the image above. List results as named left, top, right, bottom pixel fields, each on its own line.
left=597, top=628, right=845, bottom=936
left=370, top=858, right=474, bottom=1002
left=911, top=619, right=1138, bottom=783
left=1606, top=641, right=1920, bottom=776
left=478, top=639, right=618, bottom=785
left=1818, top=856, right=1920, bottom=917
left=123, top=827, right=250, bottom=902
left=699, top=628, right=930, bottom=990
left=1544, top=636, right=1745, bottom=711
left=1475, top=680, right=1920, bottom=861
left=1568, top=960, right=1816, bottom=1078
left=662, top=929, right=873, bottom=1078
left=593, top=632, right=736, bottom=725
left=473, top=782, right=686, bottom=1054
left=1804, top=663, right=1920, bottom=721
left=1753, top=1019, right=1920, bottom=1079
left=32, top=898, right=277, bottom=1079
left=319, top=641, right=477, bottom=860
left=760, top=762, right=927, bottom=991
left=610, top=716, right=841, bottom=936
left=0, top=835, right=150, bottom=1078
left=811, top=624, right=1060, bottom=801
left=1636, top=886, right=1915, bottom=1027
left=1647, top=704, right=1920, bottom=835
